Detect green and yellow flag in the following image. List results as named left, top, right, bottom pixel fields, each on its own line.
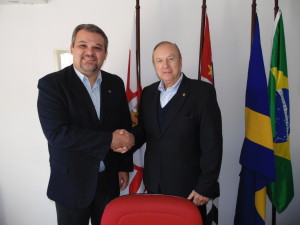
left=267, top=10, right=294, bottom=213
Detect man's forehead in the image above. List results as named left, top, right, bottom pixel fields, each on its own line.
left=75, top=33, right=104, bottom=46
left=77, top=40, right=103, bottom=46
left=155, top=44, right=179, bottom=54
left=154, top=50, right=178, bottom=59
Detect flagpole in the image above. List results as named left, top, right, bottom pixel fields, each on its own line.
left=274, top=0, right=279, bottom=19
left=272, top=1, right=279, bottom=224
left=198, top=0, right=207, bottom=79
left=251, top=0, right=257, bottom=47
left=135, top=0, right=141, bottom=85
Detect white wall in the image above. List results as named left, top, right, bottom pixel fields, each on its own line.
left=0, top=0, right=299, bottom=224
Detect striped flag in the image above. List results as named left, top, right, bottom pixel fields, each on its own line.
left=206, top=198, right=218, bottom=225
left=234, top=14, right=275, bottom=225
left=200, top=13, right=214, bottom=85
left=267, top=10, right=294, bottom=213
left=120, top=13, right=145, bottom=195
left=199, top=13, right=218, bottom=225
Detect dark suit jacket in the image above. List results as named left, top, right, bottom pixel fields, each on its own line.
left=37, top=65, right=132, bottom=209
left=133, top=74, right=222, bottom=199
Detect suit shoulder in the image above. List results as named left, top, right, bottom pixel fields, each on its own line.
left=188, top=78, right=215, bottom=91
left=143, top=81, right=160, bottom=92
left=101, top=70, right=124, bottom=84
left=38, top=66, right=73, bottom=86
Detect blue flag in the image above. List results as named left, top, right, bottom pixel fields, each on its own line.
left=234, top=14, right=275, bottom=225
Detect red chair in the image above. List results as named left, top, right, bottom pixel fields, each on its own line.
left=101, top=194, right=203, bottom=225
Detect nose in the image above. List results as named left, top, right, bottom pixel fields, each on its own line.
left=162, top=60, right=169, bottom=68
left=86, top=46, right=94, bottom=55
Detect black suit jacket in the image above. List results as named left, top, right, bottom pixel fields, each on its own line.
left=37, top=65, right=132, bottom=209
left=133, top=74, right=222, bottom=199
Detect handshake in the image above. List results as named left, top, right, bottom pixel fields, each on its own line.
left=111, top=129, right=135, bottom=154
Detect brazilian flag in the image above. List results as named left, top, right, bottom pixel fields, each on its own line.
left=267, top=10, right=294, bottom=213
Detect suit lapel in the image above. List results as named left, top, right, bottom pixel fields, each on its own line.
left=100, top=74, right=111, bottom=125
left=68, top=66, right=99, bottom=122
left=149, top=86, right=161, bottom=136
left=160, top=75, right=190, bottom=137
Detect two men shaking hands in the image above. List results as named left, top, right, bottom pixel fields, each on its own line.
left=111, top=129, right=134, bottom=154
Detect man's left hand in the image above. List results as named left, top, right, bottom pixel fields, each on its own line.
left=118, top=172, right=129, bottom=190
left=187, top=190, right=210, bottom=206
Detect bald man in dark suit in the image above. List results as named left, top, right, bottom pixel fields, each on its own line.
left=132, top=41, right=223, bottom=223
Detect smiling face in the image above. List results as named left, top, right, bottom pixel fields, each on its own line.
left=153, top=42, right=182, bottom=89
left=70, top=29, right=107, bottom=80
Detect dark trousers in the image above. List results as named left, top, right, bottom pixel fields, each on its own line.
left=55, top=172, right=112, bottom=225
left=147, top=188, right=207, bottom=224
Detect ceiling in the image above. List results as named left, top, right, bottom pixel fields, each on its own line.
left=0, top=0, right=47, bottom=4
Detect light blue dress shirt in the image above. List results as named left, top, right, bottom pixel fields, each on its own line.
left=74, top=67, right=105, bottom=172
left=158, top=73, right=183, bottom=107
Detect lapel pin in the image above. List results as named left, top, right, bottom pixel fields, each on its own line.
left=108, top=90, right=112, bottom=94
left=182, top=93, right=186, bottom=97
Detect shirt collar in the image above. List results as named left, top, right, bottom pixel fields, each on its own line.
left=158, top=73, right=183, bottom=92
left=73, top=66, right=102, bottom=85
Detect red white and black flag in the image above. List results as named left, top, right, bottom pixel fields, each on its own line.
left=121, top=12, right=146, bottom=195
left=199, top=13, right=218, bottom=225
left=200, top=13, right=214, bottom=84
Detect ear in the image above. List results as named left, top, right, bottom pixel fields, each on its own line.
left=70, top=44, right=74, bottom=54
left=179, top=57, right=183, bottom=70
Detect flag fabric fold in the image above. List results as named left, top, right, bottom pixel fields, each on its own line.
left=200, top=13, right=214, bottom=85
left=120, top=13, right=145, bottom=195
left=199, top=13, right=218, bottom=225
left=267, top=10, right=294, bottom=213
left=234, top=14, right=275, bottom=225
left=206, top=197, right=218, bottom=225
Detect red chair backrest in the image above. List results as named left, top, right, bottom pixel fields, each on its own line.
left=101, top=194, right=203, bottom=225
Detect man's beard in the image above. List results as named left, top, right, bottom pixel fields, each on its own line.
left=80, top=62, right=99, bottom=73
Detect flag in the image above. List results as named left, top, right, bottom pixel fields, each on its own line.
left=120, top=13, right=145, bottom=195
left=234, top=14, right=275, bottom=225
left=199, top=13, right=218, bottom=225
left=206, top=198, right=218, bottom=225
left=267, top=10, right=294, bottom=213
left=200, top=13, right=214, bottom=85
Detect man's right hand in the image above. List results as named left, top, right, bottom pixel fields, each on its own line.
left=111, top=129, right=135, bottom=153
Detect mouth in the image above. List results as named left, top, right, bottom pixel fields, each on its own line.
left=82, top=56, right=96, bottom=63
left=84, top=58, right=95, bottom=62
